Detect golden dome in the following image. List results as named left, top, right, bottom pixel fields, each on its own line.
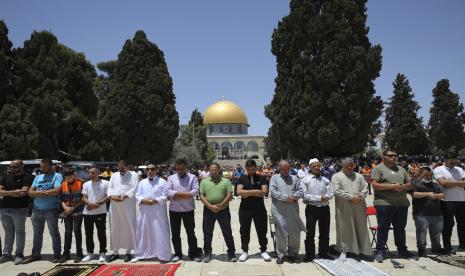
left=203, top=100, right=248, bottom=125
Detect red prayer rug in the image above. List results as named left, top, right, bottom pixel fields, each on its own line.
left=90, top=263, right=180, bottom=276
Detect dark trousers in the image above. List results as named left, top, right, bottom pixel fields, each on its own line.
left=413, top=215, right=443, bottom=251
left=239, top=206, right=268, bottom=253
left=83, top=214, right=107, bottom=254
left=63, top=215, right=83, bottom=255
left=170, top=210, right=202, bottom=258
left=203, top=207, right=235, bottom=257
left=375, top=205, right=408, bottom=252
left=305, top=205, right=330, bottom=258
left=441, top=201, right=465, bottom=249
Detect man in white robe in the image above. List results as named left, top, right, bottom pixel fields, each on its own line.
left=333, top=158, right=371, bottom=261
left=131, top=164, right=171, bottom=263
left=107, top=160, right=138, bottom=263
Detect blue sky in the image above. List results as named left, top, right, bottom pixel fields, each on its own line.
left=2, top=0, right=464, bottom=135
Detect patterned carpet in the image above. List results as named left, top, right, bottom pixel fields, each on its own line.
left=90, top=263, right=181, bottom=276
left=41, top=264, right=101, bottom=276
left=430, top=255, right=465, bottom=270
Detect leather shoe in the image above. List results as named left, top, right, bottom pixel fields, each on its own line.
left=51, top=255, right=61, bottom=263
left=124, top=254, right=132, bottom=262
left=107, top=254, right=119, bottom=262
left=22, top=255, right=41, bottom=264
left=288, top=255, right=300, bottom=264
left=59, top=254, right=70, bottom=263
left=318, top=254, right=334, bottom=260
left=276, top=256, right=284, bottom=264
left=431, top=248, right=447, bottom=255
left=303, top=255, right=314, bottom=262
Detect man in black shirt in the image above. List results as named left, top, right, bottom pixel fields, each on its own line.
left=0, top=160, right=34, bottom=264
left=409, top=167, right=446, bottom=257
left=236, top=160, right=271, bottom=262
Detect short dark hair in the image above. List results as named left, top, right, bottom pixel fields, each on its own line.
left=175, top=159, right=187, bottom=166
left=210, top=162, right=220, bottom=170
left=88, top=166, right=100, bottom=172
left=41, top=158, right=53, bottom=166
left=118, top=160, right=128, bottom=166
left=245, top=159, right=257, bottom=168
left=382, top=149, right=396, bottom=156
left=62, top=166, right=75, bottom=176
left=419, top=167, right=432, bottom=174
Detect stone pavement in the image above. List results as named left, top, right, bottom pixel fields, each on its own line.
left=0, top=195, right=464, bottom=275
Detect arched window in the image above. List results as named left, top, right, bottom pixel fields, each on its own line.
left=234, top=141, right=246, bottom=150
left=247, top=141, right=258, bottom=152
left=220, top=141, right=233, bottom=150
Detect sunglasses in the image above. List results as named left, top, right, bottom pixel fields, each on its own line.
left=384, top=154, right=397, bottom=157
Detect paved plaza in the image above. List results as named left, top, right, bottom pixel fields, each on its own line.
left=0, top=195, right=464, bottom=276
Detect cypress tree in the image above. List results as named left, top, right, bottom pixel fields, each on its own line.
left=0, top=20, right=15, bottom=109
left=14, top=31, right=99, bottom=159
left=384, top=73, right=429, bottom=154
left=97, top=31, right=179, bottom=163
left=428, top=79, right=465, bottom=153
left=266, top=0, right=383, bottom=158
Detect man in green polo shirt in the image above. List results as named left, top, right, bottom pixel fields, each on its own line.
left=371, top=149, right=414, bottom=263
left=200, top=162, right=236, bottom=263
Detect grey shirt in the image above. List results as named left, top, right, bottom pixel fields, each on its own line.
left=269, top=174, right=305, bottom=236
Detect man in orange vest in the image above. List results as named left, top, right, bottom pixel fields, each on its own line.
left=59, top=166, right=85, bottom=263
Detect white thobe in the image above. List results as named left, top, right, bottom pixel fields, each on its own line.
left=108, top=171, right=138, bottom=251
left=135, top=177, right=171, bottom=261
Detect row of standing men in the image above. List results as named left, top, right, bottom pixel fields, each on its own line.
left=1, top=151, right=464, bottom=265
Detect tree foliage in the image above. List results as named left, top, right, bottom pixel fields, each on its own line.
left=0, top=20, right=16, bottom=110
left=12, top=31, right=99, bottom=159
left=179, top=109, right=209, bottom=161
left=97, top=31, right=179, bottom=164
left=384, top=73, right=429, bottom=154
left=0, top=104, right=39, bottom=159
left=428, top=79, right=465, bottom=153
left=266, top=0, right=383, bottom=159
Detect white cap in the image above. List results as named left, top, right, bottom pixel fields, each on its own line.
left=309, top=158, right=320, bottom=165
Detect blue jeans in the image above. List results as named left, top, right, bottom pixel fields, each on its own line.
left=31, top=209, right=61, bottom=257
left=0, top=208, right=28, bottom=257
left=375, top=205, right=408, bottom=252
left=413, top=215, right=443, bottom=251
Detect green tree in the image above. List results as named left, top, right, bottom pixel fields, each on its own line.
left=14, top=31, right=99, bottom=159
left=428, top=79, right=465, bottom=153
left=97, top=31, right=179, bottom=164
left=384, top=73, right=429, bottom=154
left=0, top=104, right=39, bottom=159
left=172, top=140, right=203, bottom=169
left=0, top=20, right=15, bottom=109
left=266, top=0, right=383, bottom=159
left=180, top=109, right=209, bottom=162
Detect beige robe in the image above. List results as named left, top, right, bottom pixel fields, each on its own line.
left=332, top=171, right=372, bottom=255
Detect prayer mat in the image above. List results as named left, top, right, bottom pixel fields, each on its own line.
left=41, top=264, right=101, bottom=276
left=314, top=258, right=388, bottom=276
left=430, top=255, right=465, bottom=269
left=90, top=263, right=181, bottom=276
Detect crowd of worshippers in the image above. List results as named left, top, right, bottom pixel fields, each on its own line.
left=0, top=150, right=464, bottom=266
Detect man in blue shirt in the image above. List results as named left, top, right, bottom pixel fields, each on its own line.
left=233, top=164, right=245, bottom=196
left=23, top=159, right=63, bottom=264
